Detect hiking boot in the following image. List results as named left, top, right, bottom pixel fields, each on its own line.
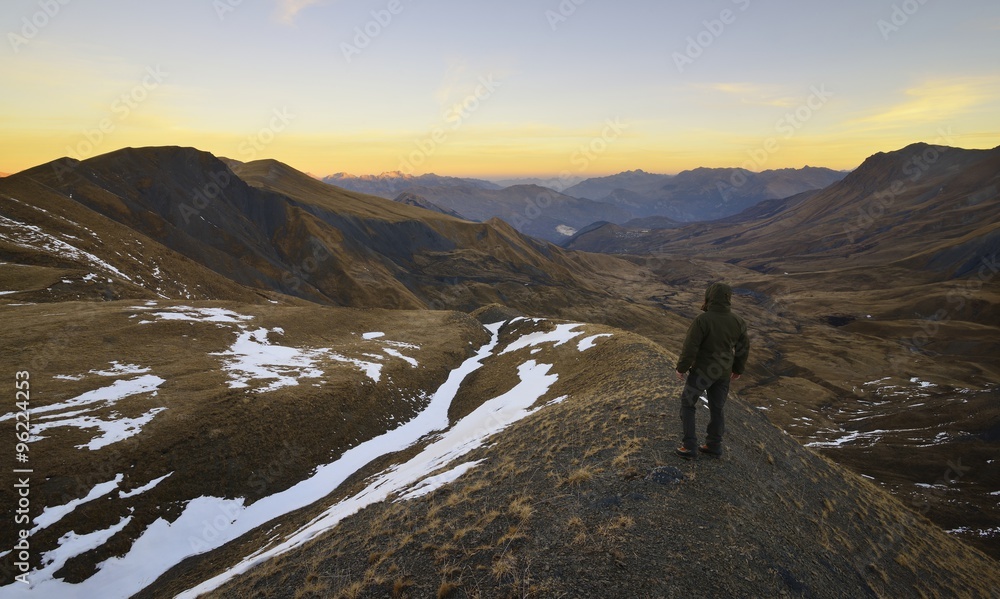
left=698, top=445, right=722, bottom=458
left=675, top=446, right=697, bottom=460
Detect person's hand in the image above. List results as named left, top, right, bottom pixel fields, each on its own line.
left=676, top=371, right=686, bottom=381
left=731, top=373, right=742, bottom=381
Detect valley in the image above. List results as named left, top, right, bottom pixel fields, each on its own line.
left=0, top=144, right=998, bottom=597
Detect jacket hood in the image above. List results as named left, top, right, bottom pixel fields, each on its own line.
left=701, top=282, right=733, bottom=312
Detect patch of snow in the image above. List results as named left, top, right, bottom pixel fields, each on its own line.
left=500, top=323, right=585, bottom=355
left=909, top=377, right=936, bottom=388
left=383, top=348, right=418, bottom=367
left=119, top=473, right=173, bottom=499
left=0, top=290, right=18, bottom=295
left=33, top=475, right=124, bottom=533
left=382, top=340, right=420, bottom=350
left=214, top=327, right=330, bottom=391
left=946, top=526, right=1000, bottom=538
left=53, top=374, right=84, bottom=381
left=27, top=516, right=134, bottom=588
left=0, top=375, right=164, bottom=422
left=1, top=375, right=165, bottom=450
left=328, top=353, right=383, bottom=383
left=363, top=332, right=385, bottom=340
left=0, top=214, right=133, bottom=281
left=398, top=461, right=484, bottom=501
left=36, top=407, right=168, bottom=450
left=90, top=362, right=152, bottom=377
left=577, top=333, right=612, bottom=351
left=144, top=306, right=254, bottom=324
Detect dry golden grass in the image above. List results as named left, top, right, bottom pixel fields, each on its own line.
left=436, top=580, right=459, bottom=598
left=391, top=576, right=412, bottom=598
left=562, top=466, right=595, bottom=487
left=507, top=496, right=533, bottom=521
left=491, top=551, right=518, bottom=582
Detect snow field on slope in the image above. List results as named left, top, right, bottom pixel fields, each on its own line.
left=2, top=318, right=612, bottom=599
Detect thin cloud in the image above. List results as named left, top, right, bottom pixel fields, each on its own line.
left=850, top=77, right=1000, bottom=130
left=274, top=0, right=327, bottom=24
left=699, top=82, right=799, bottom=108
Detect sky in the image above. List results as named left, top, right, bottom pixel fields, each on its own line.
left=1, top=0, right=999, bottom=179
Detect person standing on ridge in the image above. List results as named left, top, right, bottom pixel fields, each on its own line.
left=674, top=282, right=749, bottom=459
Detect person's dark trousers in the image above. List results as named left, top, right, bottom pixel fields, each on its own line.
left=679, top=371, right=730, bottom=452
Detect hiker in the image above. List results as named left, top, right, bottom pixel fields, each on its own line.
left=674, top=282, right=749, bottom=459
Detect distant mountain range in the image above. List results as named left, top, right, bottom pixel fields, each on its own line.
left=323, top=166, right=847, bottom=243
left=491, top=175, right=586, bottom=192
left=386, top=184, right=632, bottom=243
left=565, top=143, right=1000, bottom=278
left=323, top=171, right=500, bottom=197
left=564, top=166, right=848, bottom=221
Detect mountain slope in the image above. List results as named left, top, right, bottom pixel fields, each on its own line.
left=1, top=149, right=650, bottom=323
left=393, top=192, right=466, bottom=219
left=560, top=143, right=1000, bottom=558
left=3, top=304, right=996, bottom=598
left=138, top=319, right=1000, bottom=599
left=586, top=144, right=1000, bottom=276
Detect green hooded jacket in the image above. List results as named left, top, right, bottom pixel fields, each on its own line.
left=676, top=283, right=749, bottom=379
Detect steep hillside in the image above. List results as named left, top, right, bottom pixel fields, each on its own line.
left=3, top=309, right=997, bottom=598
left=595, top=144, right=1000, bottom=275
left=562, top=143, right=1000, bottom=557
left=393, top=192, right=466, bottom=219
left=1, top=148, right=672, bottom=343
left=0, top=173, right=268, bottom=305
